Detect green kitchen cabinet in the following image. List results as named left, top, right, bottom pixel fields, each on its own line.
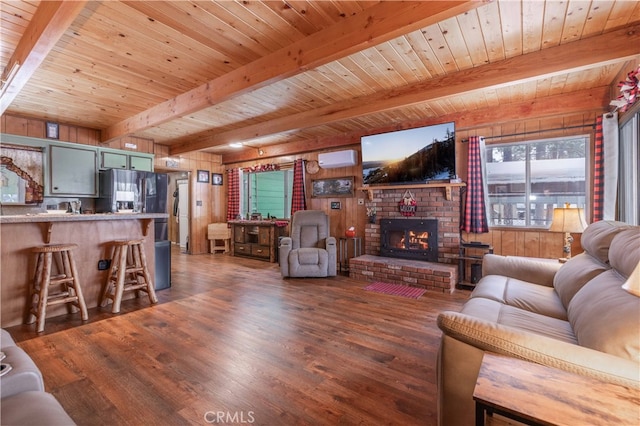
left=100, top=151, right=128, bottom=169
left=99, top=148, right=153, bottom=171
left=129, top=154, right=153, bottom=171
left=48, top=144, right=98, bottom=196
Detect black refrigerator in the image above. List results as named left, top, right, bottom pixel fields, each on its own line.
left=96, top=169, right=171, bottom=290
left=146, top=172, right=171, bottom=291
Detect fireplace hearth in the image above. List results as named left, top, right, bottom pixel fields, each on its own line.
left=380, top=219, right=438, bottom=262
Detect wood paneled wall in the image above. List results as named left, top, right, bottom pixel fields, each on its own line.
left=461, top=228, right=581, bottom=259
left=153, top=144, right=226, bottom=255
left=305, top=148, right=367, bottom=239
left=1, top=113, right=225, bottom=255
left=3, top=110, right=597, bottom=259
left=226, top=148, right=368, bottom=240
left=1, top=114, right=102, bottom=145
left=227, top=112, right=594, bottom=260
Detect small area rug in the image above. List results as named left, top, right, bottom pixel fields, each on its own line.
left=363, top=282, right=426, bottom=299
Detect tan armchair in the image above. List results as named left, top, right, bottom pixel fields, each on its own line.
left=279, top=210, right=337, bottom=277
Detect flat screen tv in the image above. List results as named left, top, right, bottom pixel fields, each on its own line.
left=361, top=122, right=455, bottom=185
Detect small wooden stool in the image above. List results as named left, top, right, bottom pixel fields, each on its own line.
left=101, top=239, right=158, bottom=314
left=208, top=223, right=230, bottom=254
left=28, top=243, right=89, bottom=333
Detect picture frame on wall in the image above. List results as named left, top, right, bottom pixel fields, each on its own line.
left=311, top=176, right=354, bottom=198
left=197, top=170, right=210, bottom=183
left=46, top=122, right=59, bottom=139
left=330, top=201, right=341, bottom=209
left=0, top=144, right=45, bottom=204
left=211, top=173, right=223, bottom=185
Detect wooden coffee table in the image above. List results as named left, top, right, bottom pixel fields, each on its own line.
left=473, top=352, right=639, bottom=426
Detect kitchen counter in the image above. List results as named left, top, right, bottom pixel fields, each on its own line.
left=0, top=212, right=168, bottom=244
left=0, top=212, right=168, bottom=223
left=1, top=213, right=168, bottom=328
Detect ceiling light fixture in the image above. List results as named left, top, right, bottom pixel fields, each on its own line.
left=229, top=142, right=243, bottom=148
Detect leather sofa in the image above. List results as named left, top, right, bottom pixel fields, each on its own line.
left=436, top=220, right=640, bottom=425
left=1, top=329, right=76, bottom=425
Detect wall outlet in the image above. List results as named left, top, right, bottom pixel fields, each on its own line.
left=97, top=259, right=111, bottom=270
left=357, top=198, right=365, bottom=205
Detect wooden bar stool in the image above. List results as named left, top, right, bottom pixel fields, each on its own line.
left=101, top=239, right=158, bottom=314
left=28, top=243, right=88, bottom=333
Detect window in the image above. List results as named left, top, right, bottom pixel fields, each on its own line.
left=241, top=169, right=293, bottom=219
left=618, top=111, right=639, bottom=225
left=485, top=136, right=588, bottom=228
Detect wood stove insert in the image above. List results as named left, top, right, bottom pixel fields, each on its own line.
left=380, top=218, right=438, bottom=262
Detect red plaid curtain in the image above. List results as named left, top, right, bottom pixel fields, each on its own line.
left=592, top=116, right=604, bottom=222
left=290, top=159, right=306, bottom=216
left=226, top=168, right=240, bottom=221
left=461, top=136, right=489, bottom=233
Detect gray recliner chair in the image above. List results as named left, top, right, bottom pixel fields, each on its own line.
left=279, top=210, right=337, bottom=277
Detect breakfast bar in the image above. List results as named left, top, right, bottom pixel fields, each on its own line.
left=0, top=213, right=168, bottom=328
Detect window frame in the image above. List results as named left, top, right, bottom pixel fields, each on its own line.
left=484, top=134, right=590, bottom=230
left=240, top=168, right=293, bottom=219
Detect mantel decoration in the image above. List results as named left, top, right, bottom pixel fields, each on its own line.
left=610, top=64, right=639, bottom=112
left=366, top=205, right=377, bottom=223
left=399, top=189, right=417, bottom=217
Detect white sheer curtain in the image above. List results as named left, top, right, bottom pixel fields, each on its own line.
left=602, top=112, right=619, bottom=220
left=618, top=112, right=639, bottom=224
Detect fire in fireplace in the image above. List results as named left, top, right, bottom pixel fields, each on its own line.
left=380, top=219, right=438, bottom=262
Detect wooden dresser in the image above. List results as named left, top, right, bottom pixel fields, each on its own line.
left=229, top=220, right=288, bottom=263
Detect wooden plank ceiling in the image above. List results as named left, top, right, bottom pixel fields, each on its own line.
left=1, top=1, right=639, bottom=163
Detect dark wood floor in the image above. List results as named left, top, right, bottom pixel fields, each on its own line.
left=7, top=246, right=469, bottom=425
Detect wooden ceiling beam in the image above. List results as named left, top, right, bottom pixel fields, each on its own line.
left=221, top=86, right=609, bottom=164
left=102, top=1, right=481, bottom=142
left=172, top=24, right=639, bottom=155
left=0, top=1, right=88, bottom=115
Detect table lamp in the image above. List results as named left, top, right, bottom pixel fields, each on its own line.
left=549, top=203, right=587, bottom=262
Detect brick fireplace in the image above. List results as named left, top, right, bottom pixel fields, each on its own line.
left=350, top=185, right=461, bottom=293
left=380, top=218, right=438, bottom=262
left=364, top=185, right=461, bottom=262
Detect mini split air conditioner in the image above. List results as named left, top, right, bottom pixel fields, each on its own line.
left=317, top=149, right=358, bottom=168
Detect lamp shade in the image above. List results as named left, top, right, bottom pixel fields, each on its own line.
left=549, top=207, right=587, bottom=233
left=621, top=261, right=640, bottom=297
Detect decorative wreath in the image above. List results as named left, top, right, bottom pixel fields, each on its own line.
left=398, top=190, right=417, bottom=217
left=610, top=64, right=639, bottom=112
